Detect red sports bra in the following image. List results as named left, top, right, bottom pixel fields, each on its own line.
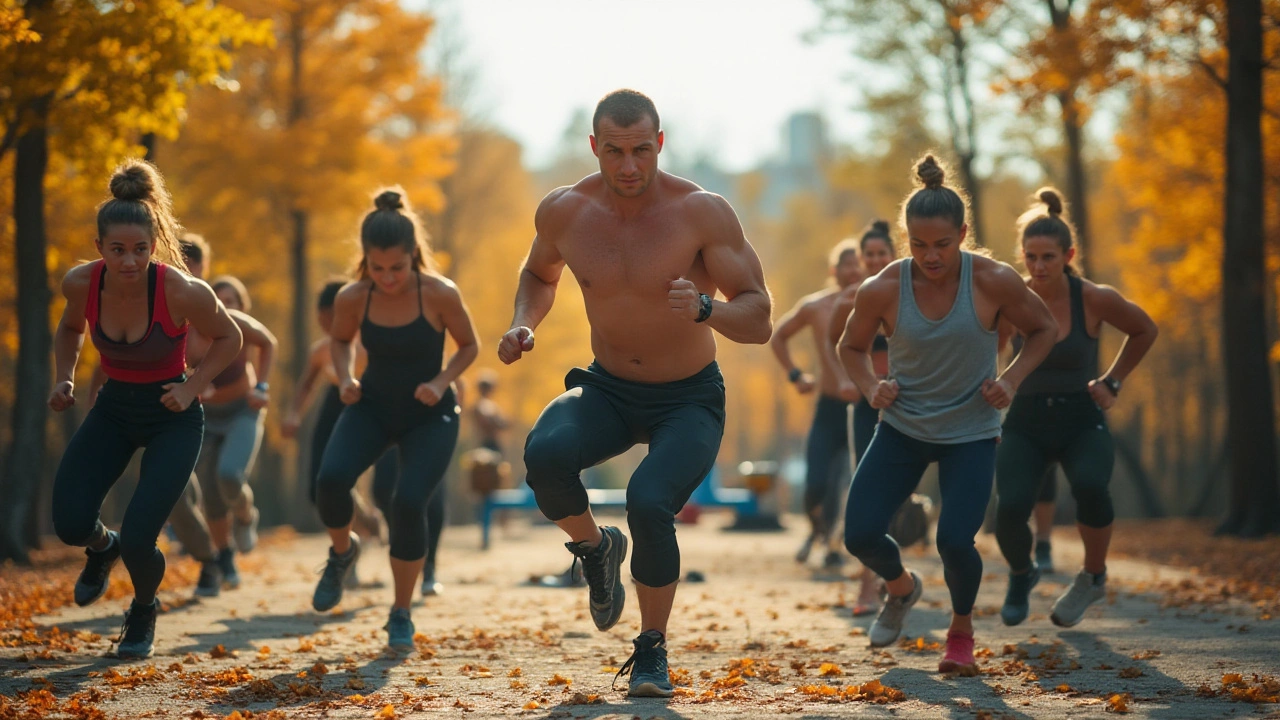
left=87, top=260, right=188, bottom=383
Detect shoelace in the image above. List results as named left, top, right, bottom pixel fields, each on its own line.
left=566, top=542, right=608, bottom=604
left=612, top=632, right=665, bottom=690
left=115, top=604, right=154, bottom=647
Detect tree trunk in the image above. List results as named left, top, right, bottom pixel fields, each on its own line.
left=0, top=102, right=52, bottom=564
left=289, top=208, right=309, bottom=389
left=1059, top=91, right=1091, bottom=277
left=1218, top=0, right=1279, bottom=537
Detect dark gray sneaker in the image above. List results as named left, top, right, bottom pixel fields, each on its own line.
left=115, top=599, right=159, bottom=660
left=614, top=630, right=673, bottom=698
left=217, top=547, right=241, bottom=590
left=565, top=526, right=628, bottom=631
left=1000, top=566, right=1041, bottom=627
left=194, top=561, right=222, bottom=598
left=385, top=607, right=415, bottom=651
left=75, top=530, right=121, bottom=607
left=312, top=534, right=361, bottom=612
left=868, top=570, right=923, bottom=648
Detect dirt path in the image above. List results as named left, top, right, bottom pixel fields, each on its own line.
left=2, top=515, right=1278, bottom=718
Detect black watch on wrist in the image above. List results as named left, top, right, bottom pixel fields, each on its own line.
left=694, top=293, right=713, bottom=323
left=255, top=381, right=269, bottom=393
left=1101, top=376, right=1121, bottom=396
left=788, top=368, right=802, bottom=383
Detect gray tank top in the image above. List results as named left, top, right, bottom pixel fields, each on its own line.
left=881, top=253, right=1001, bottom=443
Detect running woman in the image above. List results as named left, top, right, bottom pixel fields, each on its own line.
left=995, top=188, right=1158, bottom=627
left=500, top=90, right=771, bottom=698
left=771, top=240, right=863, bottom=568
left=824, top=219, right=897, bottom=615
left=186, top=275, right=277, bottom=591
left=312, top=188, right=478, bottom=649
left=50, top=160, right=242, bottom=659
left=837, top=155, right=1056, bottom=674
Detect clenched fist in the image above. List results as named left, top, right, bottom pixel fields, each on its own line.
left=498, top=327, right=535, bottom=365
left=48, top=381, right=75, bottom=412
left=868, top=379, right=899, bottom=409
left=668, top=278, right=703, bottom=322
left=981, top=378, right=1015, bottom=409
left=339, top=378, right=362, bottom=405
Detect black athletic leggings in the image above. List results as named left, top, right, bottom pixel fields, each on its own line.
left=315, top=399, right=458, bottom=561
left=53, top=378, right=204, bottom=605
left=803, top=395, right=851, bottom=539
left=995, top=392, right=1114, bottom=573
left=524, top=362, right=725, bottom=588
left=312, top=385, right=446, bottom=567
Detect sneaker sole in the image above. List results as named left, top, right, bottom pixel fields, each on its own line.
left=116, top=647, right=154, bottom=660
left=938, top=659, right=978, bottom=675
left=193, top=587, right=221, bottom=598
left=75, top=582, right=111, bottom=608
left=628, top=682, right=674, bottom=698
left=593, top=531, right=628, bottom=632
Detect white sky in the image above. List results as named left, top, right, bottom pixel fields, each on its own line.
left=408, top=0, right=872, bottom=172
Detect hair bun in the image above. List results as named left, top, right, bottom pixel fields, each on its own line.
left=916, top=155, right=945, bottom=189
left=1037, top=187, right=1063, bottom=216
left=374, top=190, right=404, bottom=212
left=870, top=219, right=891, bottom=235
left=109, top=161, right=155, bottom=202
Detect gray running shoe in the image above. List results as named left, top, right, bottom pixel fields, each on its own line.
left=565, top=526, right=628, bottom=631
left=312, top=534, right=361, bottom=612
left=420, top=564, right=443, bottom=597
left=75, top=530, right=121, bottom=607
left=385, top=607, right=415, bottom=651
left=1050, top=570, right=1106, bottom=627
left=615, top=630, right=673, bottom=698
left=115, top=599, right=159, bottom=660
left=233, top=507, right=259, bottom=554
left=194, top=561, right=222, bottom=598
left=869, top=570, right=923, bottom=648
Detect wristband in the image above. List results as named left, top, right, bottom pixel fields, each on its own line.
left=788, top=368, right=802, bottom=383
left=255, top=381, right=269, bottom=393
left=1101, top=376, right=1120, bottom=396
left=694, top=293, right=713, bottom=323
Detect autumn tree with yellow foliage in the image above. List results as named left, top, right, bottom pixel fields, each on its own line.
left=0, top=0, right=269, bottom=564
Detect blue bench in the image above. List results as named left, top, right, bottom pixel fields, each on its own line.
left=478, top=467, right=758, bottom=549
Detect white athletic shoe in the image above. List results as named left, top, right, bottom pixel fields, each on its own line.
left=1050, top=570, right=1106, bottom=627
left=869, top=570, right=922, bottom=648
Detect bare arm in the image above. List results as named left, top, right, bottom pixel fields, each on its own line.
left=231, top=309, right=278, bottom=386
left=501, top=189, right=569, bottom=364
left=282, top=340, right=326, bottom=437
left=329, top=284, right=364, bottom=402
left=48, top=267, right=90, bottom=411
left=837, top=278, right=895, bottom=404
left=989, top=267, right=1057, bottom=390
left=171, top=277, right=243, bottom=412
left=693, top=194, right=772, bottom=345
left=419, top=280, right=480, bottom=405
left=770, top=298, right=817, bottom=393
left=1089, top=284, right=1158, bottom=403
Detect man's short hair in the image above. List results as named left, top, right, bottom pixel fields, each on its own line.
left=593, top=89, right=660, bottom=136
left=180, top=233, right=209, bottom=265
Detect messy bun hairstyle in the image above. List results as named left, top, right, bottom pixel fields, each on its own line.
left=1017, top=187, right=1080, bottom=276
left=859, top=219, right=896, bottom=258
left=355, top=187, right=435, bottom=280
left=900, top=154, right=976, bottom=250
left=96, top=159, right=188, bottom=272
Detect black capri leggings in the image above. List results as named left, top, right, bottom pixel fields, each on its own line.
left=524, top=362, right=725, bottom=588
left=53, top=378, right=204, bottom=605
left=371, top=451, right=446, bottom=570
left=995, top=392, right=1114, bottom=573
left=803, top=395, right=850, bottom=538
left=315, top=400, right=458, bottom=561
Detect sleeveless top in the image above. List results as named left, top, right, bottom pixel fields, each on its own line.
left=1014, top=274, right=1098, bottom=395
left=359, top=273, right=455, bottom=425
left=881, top=253, right=1001, bottom=443
left=87, top=261, right=188, bottom=383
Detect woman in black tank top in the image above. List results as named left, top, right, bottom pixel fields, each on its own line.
left=310, top=188, right=479, bottom=651
left=994, top=188, right=1158, bottom=630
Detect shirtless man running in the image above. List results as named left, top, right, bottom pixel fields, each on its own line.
left=499, top=89, right=772, bottom=698
left=770, top=239, right=863, bottom=568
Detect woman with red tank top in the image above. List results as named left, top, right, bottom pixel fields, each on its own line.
left=49, top=160, right=242, bottom=660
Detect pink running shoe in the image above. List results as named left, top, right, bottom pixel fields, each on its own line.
left=938, top=630, right=977, bottom=674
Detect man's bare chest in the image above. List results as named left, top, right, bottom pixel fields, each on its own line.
left=558, top=215, right=702, bottom=293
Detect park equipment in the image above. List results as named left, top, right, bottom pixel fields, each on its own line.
left=724, top=461, right=786, bottom=531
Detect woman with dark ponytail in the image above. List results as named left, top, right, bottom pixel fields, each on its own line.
left=310, top=188, right=479, bottom=650
left=994, top=188, right=1158, bottom=630
left=836, top=155, right=1057, bottom=674
left=49, top=159, right=242, bottom=659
